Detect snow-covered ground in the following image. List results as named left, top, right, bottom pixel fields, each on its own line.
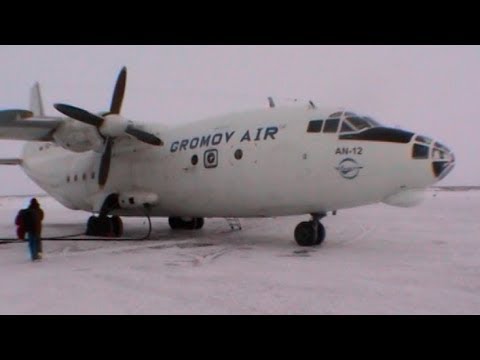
left=1, top=189, right=479, bottom=314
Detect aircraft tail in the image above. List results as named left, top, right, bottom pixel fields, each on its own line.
left=29, top=82, right=45, bottom=117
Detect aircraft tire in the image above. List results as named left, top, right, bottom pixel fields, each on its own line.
left=315, top=222, right=326, bottom=245
left=169, top=217, right=204, bottom=230
left=294, top=221, right=318, bottom=247
left=86, top=216, right=113, bottom=237
left=111, top=216, right=123, bottom=237
left=169, top=217, right=182, bottom=230
left=86, top=216, right=97, bottom=236
left=194, top=218, right=204, bottom=230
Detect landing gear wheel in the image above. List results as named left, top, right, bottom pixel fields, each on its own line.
left=169, top=217, right=182, bottom=230
left=294, top=221, right=318, bottom=247
left=86, top=216, right=114, bottom=237
left=194, top=218, right=204, bottom=230
left=98, top=216, right=113, bottom=237
left=294, top=220, right=326, bottom=247
left=169, top=217, right=204, bottom=230
left=86, top=216, right=97, bottom=236
left=315, top=222, right=326, bottom=245
left=111, top=216, right=124, bottom=238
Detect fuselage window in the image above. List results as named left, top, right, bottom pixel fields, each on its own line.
left=91, top=172, right=95, bottom=180
left=412, top=144, right=430, bottom=159
left=307, top=120, right=324, bottom=133
left=191, top=155, right=198, bottom=166
left=82, top=173, right=87, bottom=181
left=67, top=176, right=70, bottom=183
left=323, top=119, right=340, bottom=133
left=235, top=149, right=243, bottom=160
left=74, top=175, right=78, bottom=182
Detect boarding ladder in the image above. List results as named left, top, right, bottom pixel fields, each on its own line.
left=225, top=218, right=242, bottom=231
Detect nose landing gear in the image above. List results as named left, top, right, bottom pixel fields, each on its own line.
left=294, top=213, right=326, bottom=247
left=86, top=215, right=124, bottom=238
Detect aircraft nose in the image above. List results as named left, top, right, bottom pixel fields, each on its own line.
left=431, top=141, right=455, bottom=181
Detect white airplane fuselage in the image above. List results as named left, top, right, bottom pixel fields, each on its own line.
left=19, top=107, right=454, bottom=218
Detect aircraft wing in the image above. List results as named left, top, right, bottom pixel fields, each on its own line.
left=0, top=109, right=63, bottom=141
left=0, top=158, right=22, bottom=165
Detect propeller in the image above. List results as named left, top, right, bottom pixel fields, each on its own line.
left=54, top=67, right=163, bottom=188
left=54, top=103, right=162, bottom=146
left=110, top=67, right=127, bottom=115
left=98, top=137, right=113, bottom=187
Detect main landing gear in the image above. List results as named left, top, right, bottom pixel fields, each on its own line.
left=169, top=217, right=204, bottom=230
left=86, top=215, right=124, bottom=238
left=294, top=213, right=326, bottom=247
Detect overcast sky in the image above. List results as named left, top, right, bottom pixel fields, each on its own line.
left=0, top=45, right=478, bottom=195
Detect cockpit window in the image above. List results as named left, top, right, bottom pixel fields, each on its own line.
left=363, top=117, right=381, bottom=127
left=412, top=144, right=429, bottom=159
left=341, top=116, right=380, bottom=133
left=434, top=142, right=450, bottom=153
left=323, top=119, right=340, bottom=133
left=345, top=117, right=371, bottom=131
left=340, top=121, right=355, bottom=133
left=432, top=148, right=447, bottom=161
left=340, top=128, right=414, bottom=143
left=328, top=112, right=343, bottom=119
left=307, top=120, right=323, bottom=133
left=415, top=135, right=433, bottom=145
left=432, top=142, right=451, bottom=161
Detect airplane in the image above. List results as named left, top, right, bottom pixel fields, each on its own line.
left=0, top=67, right=455, bottom=247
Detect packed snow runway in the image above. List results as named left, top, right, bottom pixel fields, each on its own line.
left=1, top=189, right=479, bottom=314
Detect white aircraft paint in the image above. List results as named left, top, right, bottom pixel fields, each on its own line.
left=19, top=106, right=453, bottom=217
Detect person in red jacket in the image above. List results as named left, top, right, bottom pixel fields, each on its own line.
left=15, top=208, right=27, bottom=240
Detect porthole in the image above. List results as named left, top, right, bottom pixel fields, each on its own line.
left=74, top=175, right=78, bottom=182
left=67, top=176, right=70, bottom=183
left=191, top=155, right=198, bottom=166
left=234, top=149, right=243, bottom=160
left=82, top=173, right=87, bottom=181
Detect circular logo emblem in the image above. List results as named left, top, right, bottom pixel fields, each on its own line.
left=335, top=158, right=363, bottom=180
left=207, top=153, right=216, bottom=164
left=204, top=149, right=218, bottom=169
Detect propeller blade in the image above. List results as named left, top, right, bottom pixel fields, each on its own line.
left=98, top=137, right=113, bottom=187
left=54, top=104, right=104, bottom=127
left=125, top=126, right=163, bottom=146
left=110, top=67, right=127, bottom=114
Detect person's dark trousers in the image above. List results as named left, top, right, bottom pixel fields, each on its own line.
left=27, top=232, right=39, bottom=261
left=37, top=237, right=42, bottom=255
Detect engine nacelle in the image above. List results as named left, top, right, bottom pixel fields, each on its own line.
left=53, top=120, right=104, bottom=153
left=118, top=192, right=159, bottom=209
left=100, top=114, right=130, bottom=137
